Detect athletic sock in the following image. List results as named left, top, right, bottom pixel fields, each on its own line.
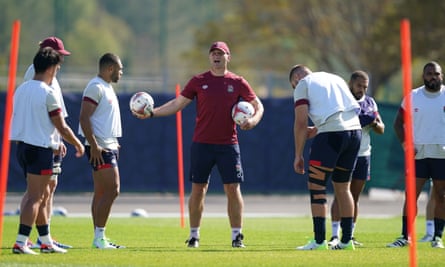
left=340, top=217, right=353, bottom=244
left=94, top=227, right=106, bottom=239
left=434, top=218, right=445, bottom=238
left=16, top=224, right=31, bottom=246
left=401, top=216, right=408, bottom=239
left=190, top=227, right=200, bottom=239
left=331, top=221, right=340, bottom=238
left=426, top=220, right=435, bottom=236
left=313, top=217, right=326, bottom=244
left=231, top=228, right=242, bottom=240
left=352, top=222, right=356, bottom=237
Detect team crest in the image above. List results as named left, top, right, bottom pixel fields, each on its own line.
left=202, top=85, right=208, bottom=90
left=227, top=85, right=234, bottom=93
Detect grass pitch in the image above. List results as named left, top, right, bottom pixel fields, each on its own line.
left=0, top=216, right=443, bottom=266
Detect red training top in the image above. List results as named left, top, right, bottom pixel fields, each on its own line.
left=181, top=70, right=256, bottom=144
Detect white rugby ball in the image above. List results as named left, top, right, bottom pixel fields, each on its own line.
left=129, top=91, right=154, bottom=118
left=232, top=101, right=255, bottom=125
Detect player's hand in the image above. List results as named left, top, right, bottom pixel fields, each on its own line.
left=294, top=155, right=305, bottom=174
left=131, top=110, right=151, bottom=119
left=74, top=143, right=85, bottom=158
left=307, top=126, right=318, bottom=139
left=55, top=142, right=67, bottom=158
left=89, top=145, right=105, bottom=166
left=239, top=118, right=255, bottom=130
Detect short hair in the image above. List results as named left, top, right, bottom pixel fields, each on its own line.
left=423, top=61, right=441, bottom=73
left=33, top=47, right=61, bottom=74
left=99, top=53, right=120, bottom=71
left=350, top=70, right=369, bottom=82
left=288, top=64, right=311, bottom=82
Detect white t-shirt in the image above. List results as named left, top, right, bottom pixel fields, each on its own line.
left=24, top=64, right=68, bottom=117
left=293, top=72, right=361, bottom=133
left=78, top=76, right=122, bottom=149
left=10, top=80, right=62, bottom=149
left=402, top=85, right=445, bottom=159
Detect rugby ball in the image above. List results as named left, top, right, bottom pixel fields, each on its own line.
left=129, top=91, right=154, bottom=118
left=232, top=101, right=255, bottom=125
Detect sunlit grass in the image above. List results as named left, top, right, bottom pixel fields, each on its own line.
left=0, top=216, right=442, bottom=266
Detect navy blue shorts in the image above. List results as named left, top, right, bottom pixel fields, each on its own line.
left=85, top=146, right=119, bottom=171
left=16, top=142, right=53, bottom=176
left=189, top=142, right=244, bottom=184
left=352, top=156, right=370, bottom=181
left=415, top=158, right=445, bottom=180
left=309, top=130, right=361, bottom=176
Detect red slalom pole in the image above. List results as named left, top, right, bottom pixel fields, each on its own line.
left=175, top=84, right=185, bottom=228
left=0, top=20, right=21, bottom=248
left=400, top=19, right=417, bottom=267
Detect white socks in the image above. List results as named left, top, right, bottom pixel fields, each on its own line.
left=94, top=227, right=106, bottom=239
left=190, top=227, right=200, bottom=239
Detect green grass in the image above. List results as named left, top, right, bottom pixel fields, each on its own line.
left=0, top=216, right=442, bottom=266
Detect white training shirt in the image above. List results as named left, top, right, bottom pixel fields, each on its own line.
left=78, top=76, right=122, bottom=150
left=401, top=85, right=445, bottom=159
left=293, top=72, right=361, bottom=133
left=24, top=64, right=68, bottom=117
left=10, top=80, right=62, bottom=149
left=24, top=64, right=67, bottom=148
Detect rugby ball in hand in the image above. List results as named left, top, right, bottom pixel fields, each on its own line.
left=232, top=101, right=255, bottom=125
left=130, top=91, right=154, bottom=117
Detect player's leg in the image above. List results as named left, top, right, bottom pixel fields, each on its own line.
left=223, top=183, right=245, bottom=247
left=430, top=159, right=445, bottom=248
left=331, top=169, right=354, bottom=246
left=13, top=143, right=63, bottom=254
left=330, top=129, right=361, bottom=250
left=387, top=159, right=427, bottom=248
left=187, top=182, right=208, bottom=247
left=329, top=198, right=341, bottom=246
left=186, top=142, right=214, bottom=248
left=348, top=156, right=369, bottom=246
left=329, top=156, right=366, bottom=247
left=420, top=180, right=435, bottom=242
left=87, top=148, right=122, bottom=249
left=296, top=132, right=338, bottom=250
left=218, top=143, right=245, bottom=248
left=91, top=167, right=120, bottom=247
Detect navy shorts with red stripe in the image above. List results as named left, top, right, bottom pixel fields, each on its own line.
left=85, top=145, right=119, bottom=171
left=309, top=130, right=361, bottom=171
left=16, top=141, right=53, bottom=176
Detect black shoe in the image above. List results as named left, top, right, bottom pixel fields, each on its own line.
left=185, top=237, right=199, bottom=248
left=232, top=233, right=245, bottom=248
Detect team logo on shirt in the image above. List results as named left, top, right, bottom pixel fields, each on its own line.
left=227, top=85, right=234, bottom=93
left=202, top=85, right=208, bottom=90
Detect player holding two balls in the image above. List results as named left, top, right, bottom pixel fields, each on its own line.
left=131, top=41, right=264, bottom=248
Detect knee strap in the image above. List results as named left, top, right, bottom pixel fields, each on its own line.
left=308, top=165, right=331, bottom=186
left=310, top=189, right=327, bottom=204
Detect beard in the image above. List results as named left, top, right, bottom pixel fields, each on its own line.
left=424, top=79, right=442, bottom=92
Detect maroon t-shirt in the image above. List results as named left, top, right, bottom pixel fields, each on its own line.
left=181, top=70, right=256, bottom=144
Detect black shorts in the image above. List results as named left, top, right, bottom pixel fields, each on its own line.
left=16, top=142, right=53, bottom=176
left=189, top=142, right=244, bottom=184
left=415, top=158, right=445, bottom=180
left=309, top=130, right=361, bottom=171
left=85, top=146, right=119, bottom=171
left=352, top=156, right=370, bottom=181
